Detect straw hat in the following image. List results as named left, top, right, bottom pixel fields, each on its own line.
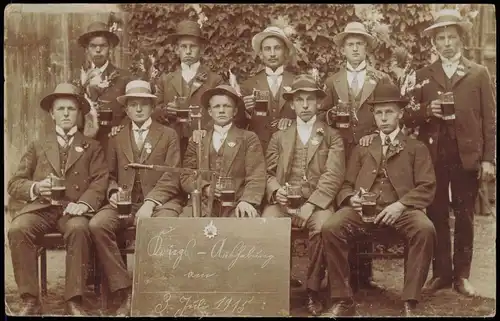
left=78, top=21, right=120, bottom=48
left=117, top=80, right=158, bottom=105
left=200, top=85, right=245, bottom=115
left=40, top=83, right=91, bottom=114
left=367, top=83, right=409, bottom=109
left=282, top=74, right=326, bottom=101
left=166, top=20, right=208, bottom=44
left=423, top=9, right=473, bottom=37
left=332, top=22, right=376, bottom=48
left=251, top=26, right=297, bottom=58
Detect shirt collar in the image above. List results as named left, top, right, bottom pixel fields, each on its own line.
left=380, top=127, right=400, bottom=143
left=346, top=60, right=367, bottom=72
left=297, top=115, right=317, bottom=127
left=440, top=52, right=462, bottom=65
left=91, top=60, right=109, bottom=73
left=214, top=122, right=232, bottom=134
left=55, top=125, right=78, bottom=137
left=265, top=66, right=284, bottom=76
left=132, top=117, right=152, bottom=131
left=181, top=61, right=200, bottom=72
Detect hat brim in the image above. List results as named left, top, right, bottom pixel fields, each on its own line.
left=368, top=99, right=409, bottom=110
left=252, top=31, right=297, bottom=59
left=40, top=93, right=91, bottom=115
left=166, top=33, right=208, bottom=44
left=283, top=88, right=326, bottom=101
left=201, top=88, right=245, bottom=114
left=332, top=31, right=376, bottom=48
left=78, top=30, right=120, bottom=48
left=423, top=21, right=473, bottom=36
left=117, top=93, right=158, bottom=106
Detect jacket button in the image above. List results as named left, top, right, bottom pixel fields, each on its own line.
left=74, top=185, right=80, bottom=191
left=74, top=171, right=79, bottom=175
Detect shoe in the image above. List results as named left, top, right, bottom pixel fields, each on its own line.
left=359, top=278, right=386, bottom=291
left=422, top=277, right=452, bottom=294
left=116, top=287, right=132, bottom=316
left=18, top=295, right=42, bottom=316
left=322, top=299, right=356, bottom=317
left=306, top=290, right=323, bottom=316
left=290, top=276, right=303, bottom=288
left=65, top=297, right=87, bottom=316
left=402, top=300, right=417, bottom=317
left=454, top=278, right=477, bottom=297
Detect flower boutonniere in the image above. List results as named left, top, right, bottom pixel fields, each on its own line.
left=283, top=86, right=292, bottom=92
left=144, top=142, right=152, bottom=154
left=311, top=127, right=324, bottom=145
left=316, top=127, right=325, bottom=136
left=75, top=141, right=90, bottom=153
left=193, top=71, right=208, bottom=90
left=366, top=69, right=382, bottom=85
left=388, top=139, right=405, bottom=156
left=456, top=64, right=466, bottom=77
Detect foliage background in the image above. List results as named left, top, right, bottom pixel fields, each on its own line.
left=121, top=4, right=436, bottom=84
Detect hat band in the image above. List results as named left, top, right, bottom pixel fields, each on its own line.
left=125, top=87, right=153, bottom=96
left=344, top=27, right=370, bottom=34
left=290, top=80, right=319, bottom=90
left=434, top=15, right=462, bottom=25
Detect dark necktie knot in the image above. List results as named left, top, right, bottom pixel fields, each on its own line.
left=384, top=136, right=392, bottom=146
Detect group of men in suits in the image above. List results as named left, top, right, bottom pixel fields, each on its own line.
left=7, top=8, right=495, bottom=318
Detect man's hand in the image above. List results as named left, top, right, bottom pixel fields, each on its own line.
left=374, top=201, right=406, bottom=226
left=275, top=187, right=288, bottom=207
left=34, top=177, right=52, bottom=197
left=243, top=95, right=255, bottom=111
left=108, top=125, right=125, bottom=137
left=134, top=201, right=156, bottom=224
left=192, top=130, right=207, bottom=144
left=479, top=161, right=495, bottom=181
left=296, top=202, right=315, bottom=228
left=63, top=202, right=90, bottom=216
left=109, top=192, right=118, bottom=208
left=276, top=118, right=293, bottom=131
left=348, top=192, right=363, bottom=213
left=429, top=99, right=443, bottom=119
left=235, top=201, right=258, bottom=218
left=358, top=133, right=378, bottom=147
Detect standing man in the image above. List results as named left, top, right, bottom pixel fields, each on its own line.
left=321, top=21, right=394, bottom=290
left=89, top=80, right=184, bottom=316
left=321, top=83, right=436, bottom=317
left=7, top=84, right=109, bottom=316
left=241, top=26, right=298, bottom=151
left=76, top=21, right=132, bottom=150
left=263, top=75, right=345, bottom=315
left=154, top=20, right=229, bottom=157
left=404, top=9, right=496, bottom=296
left=181, top=85, right=266, bottom=218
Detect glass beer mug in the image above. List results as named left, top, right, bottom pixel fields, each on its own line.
left=440, top=92, right=455, bottom=121
left=50, top=176, right=66, bottom=206
left=360, top=192, right=378, bottom=223
left=218, top=177, right=235, bottom=207
left=253, top=89, right=269, bottom=117
left=336, top=100, right=351, bottom=129
left=286, top=184, right=302, bottom=215
left=97, top=100, right=113, bottom=126
left=117, top=189, right=132, bottom=217
left=175, top=96, right=190, bottom=123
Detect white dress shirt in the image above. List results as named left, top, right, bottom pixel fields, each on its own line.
left=346, top=60, right=367, bottom=90
left=380, top=127, right=401, bottom=155
left=266, top=66, right=284, bottom=96
left=440, top=52, right=462, bottom=79
left=296, top=115, right=317, bottom=145
left=181, top=61, right=201, bottom=83
left=55, top=125, right=78, bottom=148
left=91, top=60, right=109, bottom=74
left=131, top=118, right=152, bottom=148
left=213, top=123, right=232, bottom=152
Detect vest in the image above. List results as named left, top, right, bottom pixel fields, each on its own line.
left=58, top=144, right=71, bottom=175
left=130, top=129, right=145, bottom=204
left=288, top=134, right=311, bottom=200
left=370, top=151, right=399, bottom=211
left=208, top=138, right=227, bottom=216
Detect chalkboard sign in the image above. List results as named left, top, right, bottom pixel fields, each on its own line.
left=131, top=217, right=291, bottom=317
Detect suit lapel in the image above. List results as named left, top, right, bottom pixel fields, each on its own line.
left=368, top=135, right=383, bottom=170
left=358, top=66, right=378, bottom=108
left=119, top=122, right=134, bottom=163
left=451, top=58, right=472, bottom=88
left=171, top=68, right=184, bottom=97
left=306, top=121, right=324, bottom=166
left=278, top=71, right=294, bottom=111
left=222, top=126, right=242, bottom=176
left=282, top=123, right=297, bottom=178
left=64, top=132, right=85, bottom=174
left=139, top=121, right=163, bottom=163
left=103, top=63, right=116, bottom=79
left=333, top=69, right=350, bottom=104
left=200, top=127, right=212, bottom=171
left=189, top=64, right=208, bottom=98
left=43, top=132, right=62, bottom=176
left=428, top=60, right=447, bottom=90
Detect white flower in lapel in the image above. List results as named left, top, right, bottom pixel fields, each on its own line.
left=283, top=86, right=292, bottom=92
left=144, top=142, right=152, bottom=154
left=456, top=64, right=466, bottom=76
left=75, top=146, right=84, bottom=153
left=227, top=141, right=236, bottom=148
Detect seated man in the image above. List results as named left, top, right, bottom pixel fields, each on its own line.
left=88, top=80, right=183, bottom=316
left=7, top=84, right=109, bottom=316
left=181, top=85, right=266, bottom=218
left=321, top=83, right=436, bottom=317
left=263, top=74, right=345, bottom=316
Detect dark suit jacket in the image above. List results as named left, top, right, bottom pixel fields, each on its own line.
left=106, top=120, right=183, bottom=210
left=321, top=66, right=393, bottom=145
left=266, top=120, right=345, bottom=210
left=7, top=131, right=109, bottom=219
left=181, top=124, right=266, bottom=207
left=403, top=58, right=496, bottom=170
left=336, top=131, right=436, bottom=210
left=240, top=69, right=297, bottom=149
left=154, top=64, right=232, bottom=137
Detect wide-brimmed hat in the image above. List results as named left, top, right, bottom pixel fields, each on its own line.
left=367, top=83, right=409, bottom=109
left=166, top=20, right=208, bottom=44
left=40, top=83, right=91, bottom=114
left=78, top=21, right=120, bottom=48
left=117, top=80, right=158, bottom=105
left=332, top=22, right=376, bottom=48
left=201, top=85, right=245, bottom=113
left=252, top=26, right=297, bottom=59
left=282, top=74, right=326, bottom=101
left=423, top=9, right=473, bottom=37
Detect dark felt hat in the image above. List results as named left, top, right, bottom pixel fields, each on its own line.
left=200, top=85, right=245, bottom=115
left=167, top=20, right=208, bottom=44
left=367, top=82, right=409, bottom=109
left=40, top=83, right=91, bottom=114
left=78, top=21, right=120, bottom=48
left=282, top=74, right=326, bottom=101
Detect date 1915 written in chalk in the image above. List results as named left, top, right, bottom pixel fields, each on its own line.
left=153, top=292, right=256, bottom=316
left=146, top=228, right=274, bottom=270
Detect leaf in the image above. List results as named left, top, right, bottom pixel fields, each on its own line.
left=157, top=47, right=165, bottom=58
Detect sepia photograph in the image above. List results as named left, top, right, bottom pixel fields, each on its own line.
left=4, top=3, right=496, bottom=317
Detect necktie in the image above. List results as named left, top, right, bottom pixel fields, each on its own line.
left=347, top=65, right=366, bottom=96
left=383, top=136, right=391, bottom=156
left=57, top=134, right=73, bottom=148
left=266, top=70, right=283, bottom=97
left=135, top=129, right=147, bottom=149
left=213, top=130, right=228, bottom=152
